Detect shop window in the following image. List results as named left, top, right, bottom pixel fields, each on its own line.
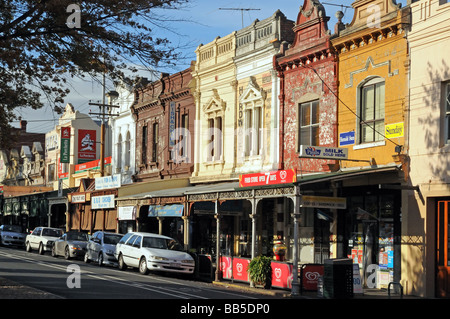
left=359, top=78, right=385, bottom=143
left=243, top=105, right=262, bottom=156
left=299, top=100, right=320, bottom=148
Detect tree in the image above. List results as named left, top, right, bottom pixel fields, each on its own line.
left=0, top=0, right=189, bottom=148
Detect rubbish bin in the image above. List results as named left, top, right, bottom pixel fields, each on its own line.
left=323, top=258, right=353, bottom=298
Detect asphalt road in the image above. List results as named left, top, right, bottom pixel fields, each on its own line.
left=0, top=246, right=274, bottom=300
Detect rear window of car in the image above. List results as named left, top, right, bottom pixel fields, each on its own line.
left=42, top=228, right=63, bottom=237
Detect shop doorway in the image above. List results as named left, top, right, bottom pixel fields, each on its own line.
left=436, top=200, right=450, bottom=298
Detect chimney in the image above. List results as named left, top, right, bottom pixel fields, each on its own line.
left=20, top=119, right=27, bottom=131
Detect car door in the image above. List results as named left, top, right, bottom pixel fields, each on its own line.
left=30, top=228, right=42, bottom=249
left=128, top=235, right=142, bottom=268
left=55, top=234, right=66, bottom=256
left=122, top=234, right=138, bottom=266
left=93, top=232, right=103, bottom=260
left=88, top=232, right=99, bottom=261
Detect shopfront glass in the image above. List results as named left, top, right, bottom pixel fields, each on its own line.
left=345, top=192, right=397, bottom=288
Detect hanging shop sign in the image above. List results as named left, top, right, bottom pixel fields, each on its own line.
left=385, top=122, right=404, bottom=139
left=91, top=194, right=115, bottom=209
left=78, top=129, right=97, bottom=162
left=148, top=204, right=184, bottom=217
left=301, top=195, right=347, bottom=209
left=60, top=126, right=71, bottom=163
left=239, top=169, right=296, bottom=188
left=95, top=174, right=121, bottom=190
left=299, top=145, right=348, bottom=160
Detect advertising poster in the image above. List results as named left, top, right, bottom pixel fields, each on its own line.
left=219, top=256, right=233, bottom=280
left=271, top=262, right=293, bottom=289
left=60, top=126, right=71, bottom=163
left=232, top=258, right=250, bottom=283
left=78, top=129, right=96, bottom=162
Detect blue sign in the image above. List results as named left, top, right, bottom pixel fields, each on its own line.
left=148, top=204, right=184, bottom=217
left=339, top=131, right=355, bottom=146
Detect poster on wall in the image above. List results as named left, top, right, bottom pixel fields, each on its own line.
left=78, top=129, right=96, bottom=163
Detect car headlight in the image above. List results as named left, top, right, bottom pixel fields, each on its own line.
left=151, top=256, right=169, bottom=261
left=181, top=259, right=195, bottom=264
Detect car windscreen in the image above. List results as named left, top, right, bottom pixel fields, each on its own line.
left=104, top=234, right=123, bottom=245
left=67, top=232, right=88, bottom=241
left=42, top=228, right=63, bottom=237
left=142, top=237, right=183, bottom=251
left=2, top=225, right=23, bottom=233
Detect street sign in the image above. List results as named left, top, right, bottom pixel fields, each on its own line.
left=301, top=195, right=347, bottom=209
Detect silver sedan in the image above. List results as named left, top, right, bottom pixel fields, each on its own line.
left=52, top=231, right=89, bottom=259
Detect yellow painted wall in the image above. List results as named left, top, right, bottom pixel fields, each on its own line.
left=333, top=10, right=409, bottom=169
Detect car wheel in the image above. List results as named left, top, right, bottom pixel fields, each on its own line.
left=118, top=254, right=127, bottom=271
left=26, top=242, right=32, bottom=252
left=38, top=243, right=44, bottom=255
left=84, top=252, right=90, bottom=263
left=51, top=245, right=57, bottom=257
left=139, top=257, right=148, bottom=275
left=98, top=252, right=104, bottom=267
left=64, top=246, right=71, bottom=260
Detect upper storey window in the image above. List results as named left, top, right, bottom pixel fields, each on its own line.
left=359, top=78, right=385, bottom=144
left=299, top=100, right=320, bottom=148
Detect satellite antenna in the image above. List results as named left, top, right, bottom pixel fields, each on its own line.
left=219, top=8, right=261, bottom=28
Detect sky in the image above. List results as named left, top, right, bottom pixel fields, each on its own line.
left=13, top=0, right=406, bottom=134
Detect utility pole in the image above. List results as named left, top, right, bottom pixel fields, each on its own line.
left=218, top=8, right=261, bottom=28
left=89, top=84, right=119, bottom=177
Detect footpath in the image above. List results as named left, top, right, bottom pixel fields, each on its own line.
left=0, top=275, right=420, bottom=299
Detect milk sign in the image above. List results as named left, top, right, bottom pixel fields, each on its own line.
left=299, top=145, right=348, bottom=160
left=91, top=195, right=115, bottom=209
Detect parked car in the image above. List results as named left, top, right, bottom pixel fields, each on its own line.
left=0, top=225, right=27, bottom=247
left=84, top=231, right=123, bottom=266
left=52, top=231, right=89, bottom=260
left=26, top=227, right=64, bottom=254
left=115, top=232, right=195, bottom=275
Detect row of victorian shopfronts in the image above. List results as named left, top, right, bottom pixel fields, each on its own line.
left=0, top=158, right=403, bottom=295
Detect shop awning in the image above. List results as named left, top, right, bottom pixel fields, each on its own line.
left=148, top=204, right=184, bottom=217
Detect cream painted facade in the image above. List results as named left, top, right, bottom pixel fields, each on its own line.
left=190, top=32, right=238, bottom=183
left=407, top=0, right=450, bottom=298
left=234, top=10, right=294, bottom=174
left=45, top=103, right=102, bottom=190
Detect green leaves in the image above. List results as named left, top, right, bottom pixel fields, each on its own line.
left=248, top=255, right=272, bottom=287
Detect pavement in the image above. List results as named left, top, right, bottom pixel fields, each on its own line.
left=0, top=275, right=418, bottom=299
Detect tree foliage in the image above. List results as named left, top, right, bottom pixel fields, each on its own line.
left=0, top=0, right=188, bottom=148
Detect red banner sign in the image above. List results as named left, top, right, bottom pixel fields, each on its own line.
left=301, top=264, right=324, bottom=291
left=232, top=257, right=250, bottom=282
left=219, top=256, right=233, bottom=280
left=239, top=169, right=296, bottom=188
left=271, top=261, right=293, bottom=289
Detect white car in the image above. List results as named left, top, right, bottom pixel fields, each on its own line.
left=26, top=227, right=64, bottom=255
left=115, top=232, right=195, bottom=275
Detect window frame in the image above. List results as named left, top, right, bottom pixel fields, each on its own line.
left=298, top=99, right=320, bottom=149
left=358, top=77, right=385, bottom=144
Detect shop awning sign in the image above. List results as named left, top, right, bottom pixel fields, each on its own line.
left=92, top=194, right=115, bottom=209
left=299, top=145, right=348, bottom=160
left=148, top=204, right=184, bottom=217
left=301, top=195, right=347, bottom=209
left=239, top=169, right=296, bottom=188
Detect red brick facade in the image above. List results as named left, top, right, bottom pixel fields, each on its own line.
left=275, top=0, right=338, bottom=173
left=132, top=67, right=195, bottom=182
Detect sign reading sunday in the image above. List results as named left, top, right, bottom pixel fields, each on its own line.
left=299, top=145, right=348, bottom=160
left=239, top=169, right=296, bottom=188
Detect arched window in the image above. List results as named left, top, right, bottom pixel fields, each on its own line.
left=359, top=77, right=385, bottom=143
